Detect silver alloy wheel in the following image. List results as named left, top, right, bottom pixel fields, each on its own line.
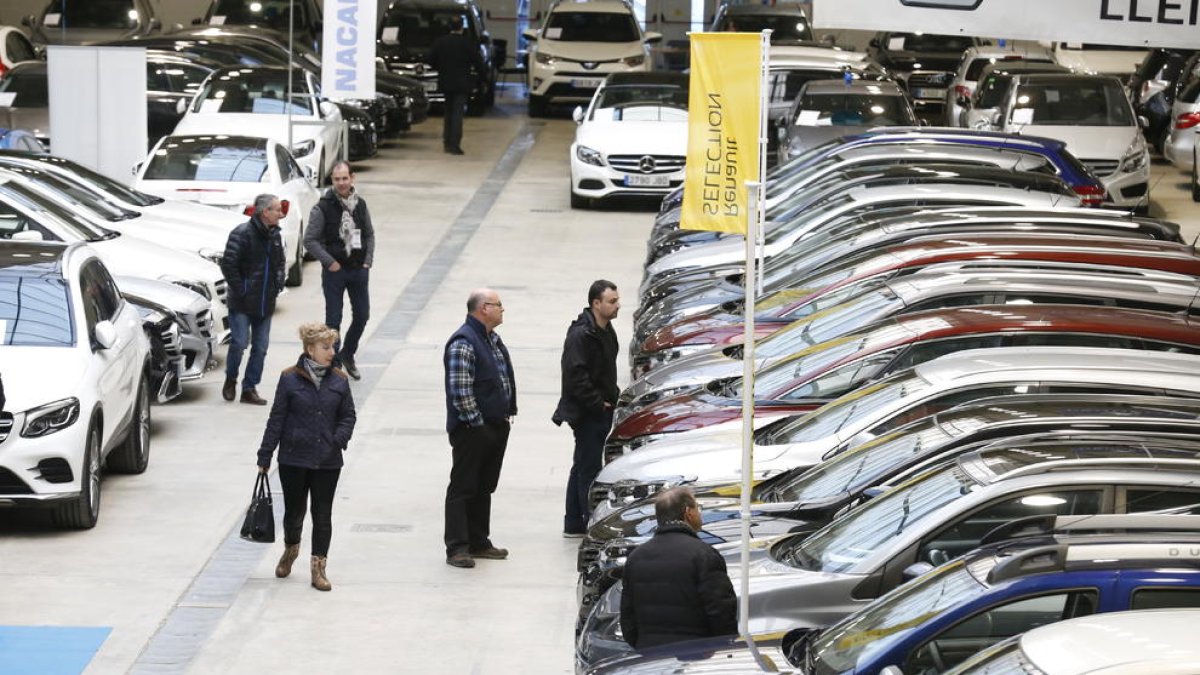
left=136, top=384, right=150, bottom=464
left=86, top=428, right=101, bottom=519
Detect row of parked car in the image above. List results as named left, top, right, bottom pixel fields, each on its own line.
left=571, top=125, right=1200, bottom=673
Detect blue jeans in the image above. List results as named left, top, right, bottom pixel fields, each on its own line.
left=564, top=410, right=612, bottom=533
left=322, top=266, right=370, bottom=361
left=226, top=312, right=272, bottom=390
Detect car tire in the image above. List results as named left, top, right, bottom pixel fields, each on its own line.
left=1193, top=162, right=1200, bottom=203
left=318, top=152, right=328, bottom=186
left=529, top=94, right=547, bottom=118
left=286, top=237, right=304, bottom=287
left=485, top=77, right=497, bottom=107
left=109, top=376, right=151, bottom=475
left=53, top=422, right=101, bottom=529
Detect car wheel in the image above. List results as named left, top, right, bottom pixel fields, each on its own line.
left=286, top=238, right=304, bottom=287
left=109, top=376, right=151, bottom=474
left=53, top=422, right=101, bottom=529
left=528, top=94, right=547, bottom=118
left=318, top=152, right=328, bottom=186
left=485, top=77, right=497, bottom=107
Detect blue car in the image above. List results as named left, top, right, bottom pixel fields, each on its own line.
left=0, top=128, right=45, bottom=153
left=586, top=518, right=1200, bottom=675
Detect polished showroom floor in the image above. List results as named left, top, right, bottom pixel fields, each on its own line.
left=2, top=89, right=1199, bottom=674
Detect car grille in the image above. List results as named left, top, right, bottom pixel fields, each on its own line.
left=589, top=482, right=611, bottom=512
left=908, top=71, right=953, bottom=89
left=159, top=323, right=183, bottom=356
left=0, top=467, right=32, bottom=495
left=0, top=412, right=12, bottom=444
left=214, top=280, right=228, bottom=307
left=578, top=538, right=603, bottom=571
left=607, top=155, right=686, bottom=175
left=196, top=310, right=214, bottom=340
left=1082, top=158, right=1120, bottom=177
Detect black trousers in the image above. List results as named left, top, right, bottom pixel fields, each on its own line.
left=444, top=421, right=509, bottom=556
left=443, top=92, right=468, bottom=150
left=322, top=266, right=370, bottom=361
left=564, top=410, right=612, bottom=532
left=278, top=464, right=341, bottom=557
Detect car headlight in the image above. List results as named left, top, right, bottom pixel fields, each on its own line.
left=349, top=120, right=366, bottom=131
left=598, top=541, right=637, bottom=567
left=291, top=139, right=316, bottom=157
left=534, top=51, right=556, bottom=66
left=576, top=144, right=604, bottom=166
left=159, top=276, right=211, bottom=301
left=605, top=476, right=683, bottom=506
left=198, top=247, right=222, bottom=265
left=623, top=54, right=645, bottom=67
left=651, top=343, right=711, bottom=366
left=1121, top=137, right=1149, bottom=173
left=22, top=398, right=80, bottom=438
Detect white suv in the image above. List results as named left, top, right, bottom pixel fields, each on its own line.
left=0, top=242, right=151, bottom=529
left=523, top=0, right=660, bottom=117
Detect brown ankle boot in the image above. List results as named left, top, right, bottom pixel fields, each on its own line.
left=275, top=543, right=300, bottom=578
left=311, top=555, right=331, bottom=591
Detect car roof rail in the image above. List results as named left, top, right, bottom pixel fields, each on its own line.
left=994, top=456, right=1200, bottom=481
left=983, top=513, right=1200, bottom=547
left=987, top=543, right=1068, bottom=584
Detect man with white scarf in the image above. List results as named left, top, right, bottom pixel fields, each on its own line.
left=304, top=161, right=376, bottom=380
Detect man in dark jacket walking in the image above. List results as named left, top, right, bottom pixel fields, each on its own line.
left=220, top=193, right=287, bottom=405
left=443, top=288, right=517, bottom=568
left=620, top=487, right=738, bottom=650
left=427, top=17, right=486, bottom=155
left=553, top=279, right=620, bottom=537
left=305, top=161, right=375, bottom=380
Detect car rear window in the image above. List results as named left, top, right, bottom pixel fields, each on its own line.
left=886, top=33, right=975, bottom=53
left=144, top=142, right=269, bottom=182
left=380, top=8, right=473, bottom=47
left=713, top=14, right=812, bottom=42
left=50, top=0, right=138, bottom=29
left=1013, top=80, right=1135, bottom=126
left=966, top=56, right=1053, bottom=81
left=795, top=92, right=915, bottom=126
left=211, top=0, right=312, bottom=31
left=194, top=71, right=312, bottom=115
left=0, top=272, right=74, bottom=347
left=544, top=11, right=639, bottom=42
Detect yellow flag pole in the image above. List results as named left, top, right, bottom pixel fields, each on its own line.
left=738, top=29, right=771, bottom=673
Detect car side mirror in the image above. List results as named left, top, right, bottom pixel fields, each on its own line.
left=775, top=125, right=787, bottom=144
left=820, top=34, right=836, bottom=47
left=902, top=562, right=933, bottom=581
left=869, top=37, right=880, bottom=48
left=1138, top=114, right=1149, bottom=127
left=862, top=486, right=890, bottom=500
left=93, top=320, right=118, bottom=350
left=176, top=98, right=188, bottom=115
left=131, top=161, right=143, bottom=175
left=149, top=17, right=162, bottom=30
left=522, top=28, right=539, bottom=41
left=11, top=230, right=45, bottom=242
left=988, top=110, right=1001, bottom=126
left=192, top=17, right=203, bottom=25
left=319, top=101, right=338, bottom=118
left=572, top=106, right=584, bottom=124
left=304, top=164, right=317, bottom=183
left=644, top=31, right=663, bottom=44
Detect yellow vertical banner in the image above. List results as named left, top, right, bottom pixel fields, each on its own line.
left=681, top=33, right=763, bottom=234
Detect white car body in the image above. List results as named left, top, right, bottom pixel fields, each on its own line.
left=0, top=26, right=38, bottom=76
left=523, top=0, right=659, bottom=111
left=1049, top=43, right=1148, bottom=76
left=1163, top=95, right=1200, bottom=171
left=594, top=347, right=1200, bottom=509
left=0, top=242, right=150, bottom=528
left=173, top=66, right=342, bottom=182
left=645, top=184, right=1076, bottom=280
left=0, top=176, right=230, bottom=335
left=943, top=44, right=1055, bottom=126
left=134, top=134, right=320, bottom=287
left=569, top=74, right=688, bottom=206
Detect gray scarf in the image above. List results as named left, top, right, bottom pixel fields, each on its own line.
left=336, top=189, right=360, bottom=258
left=302, top=356, right=329, bottom=387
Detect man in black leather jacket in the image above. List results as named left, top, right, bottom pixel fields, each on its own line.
left=620, top=487, right=738, bottom=650
left=427, top=17, right=487, bottom=154
left=220, top=193, right=287, bottom=405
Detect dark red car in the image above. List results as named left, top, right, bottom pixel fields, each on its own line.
left=636, top=234, right=1200, bottom=369
left=609, top=304, right=1200, bottom=457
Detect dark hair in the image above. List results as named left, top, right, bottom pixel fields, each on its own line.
left=467, top=289, right=487, bottom=312
left=330, top=160, right=353, bottom=177
left=588, top=279, right=617, bottom=305
left=654, top=486, right=696, bottom=523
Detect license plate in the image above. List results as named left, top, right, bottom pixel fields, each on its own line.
left=625, top=174, right=669, bottom=187
left=422, top=81, right=437, bottom=92
left=571, top=78, right=603, bottom=89
left=913, top=87, right=946, bottom=99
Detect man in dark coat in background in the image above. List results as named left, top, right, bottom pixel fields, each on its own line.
left=553, top=279, right=620, bottom=537
left=427, top=16, right=487, bottom=155
left=620, top=487, right=738, bottom=650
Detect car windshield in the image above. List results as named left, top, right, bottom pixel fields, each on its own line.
left=591, top=84, right=688, bottom=121
left=771, top=423, right=952, bottom=503
left=51, top=0, right=138, bottom=29
left=965, top=57, right=1053, bottom=81
left=759, top=287, right=901, bottom=358
left=759, top=370, right=930, bottom=446
left=144, top=140, right=270, bottom=182
left=794, top=92, right=915, bottom=127
left=0, top=270, right=74, bottom=347
left=33, top=157, right=162, bottom=207
left=739, top=332, right=875, bottom=398
left=806, top=558, right=994, bottom=673
left=715, top=14, right=812, bottom=42
left=975, top=73, right=1014, bottom=109
left=764, top=194, right=852, bottom=245
left=781, top=461, right=979, bottom=573
left=380, top=8, right=472, bottom=47
left=0, top=71, right=48, bottom=107
left=18, top=170, right=135, bottom=222
left=211, top=0, right=310, bottom=31
left=195, top=70, right=313, bottom=115
left=544, top=11, right=640, bottom=42
left=0, top=182, right=114, bottom=242
left=1012, top=80, right=1134, bottom=126
left=886, top=33, right=975, bottom=53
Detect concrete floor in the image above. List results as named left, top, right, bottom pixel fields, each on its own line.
left=0, top=89, right=1198, bottom=675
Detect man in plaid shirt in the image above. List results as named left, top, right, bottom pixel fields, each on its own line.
left=442, top=288, right=517, bottom=568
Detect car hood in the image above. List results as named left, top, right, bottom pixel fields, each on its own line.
left=647, top=236, right=745, bottom=276
left=536, top=40, right=643, bottom=62
left=0, top=347, right=88, bottom=413
left=136, top=179, right=271, bottom=211
left=115, top=212, right=229, bottom=254
left=91, top=234, right=222, bottom=283
left=788, top=125, right=874, bottom=155
left=1018, top=124, right=1138, bottom=159
left=644, top=318, right=777, bottom=352
left=143, top=199, right=245, bottom=230
left=625, top=347, right=741, bottom=399
left=1054, top=50, right=1146, bottom=75
left=575, top=120, right=687, bottom=156
left=596, top=498, right=811, bottom=542
left=582, top=633, right=790, bottom=674
left=115, top=275, right=209, bottom=314
left=174, top=113, right=324, bottom=145
left=617, top=395, right=809, bottom=440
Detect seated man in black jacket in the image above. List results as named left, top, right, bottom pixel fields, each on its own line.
left=619, top=487, right=738, bottom=650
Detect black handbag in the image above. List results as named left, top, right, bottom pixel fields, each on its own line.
left=240, top=473, right=276, bottom=543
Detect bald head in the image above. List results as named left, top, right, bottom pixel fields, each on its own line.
left=467, top=287, right=504, bottom=331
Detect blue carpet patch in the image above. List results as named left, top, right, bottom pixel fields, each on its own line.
left=0, top=626, right=111, bottom=674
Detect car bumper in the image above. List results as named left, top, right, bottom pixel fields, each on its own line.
left=530, top=60, right=649, bottom=103
left=0, top=415, right=88, bottom=501
left=1098, top=162, right=1152, bottom=208
left=1165, top=128, right=1195, bottom=171
left=571, top=151, right=684, bottom=201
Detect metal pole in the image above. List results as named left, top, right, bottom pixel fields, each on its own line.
left=287, top=0, right=295, bottom=151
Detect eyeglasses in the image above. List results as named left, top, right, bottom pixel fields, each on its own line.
left=484, top=301, right=503, bottom=309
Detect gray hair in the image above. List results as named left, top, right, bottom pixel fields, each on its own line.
left=467, top=289, right=489, bottom=313
left=654, top=487, right=696, bottom=523
left=253, top=193, right=278, bottom=214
